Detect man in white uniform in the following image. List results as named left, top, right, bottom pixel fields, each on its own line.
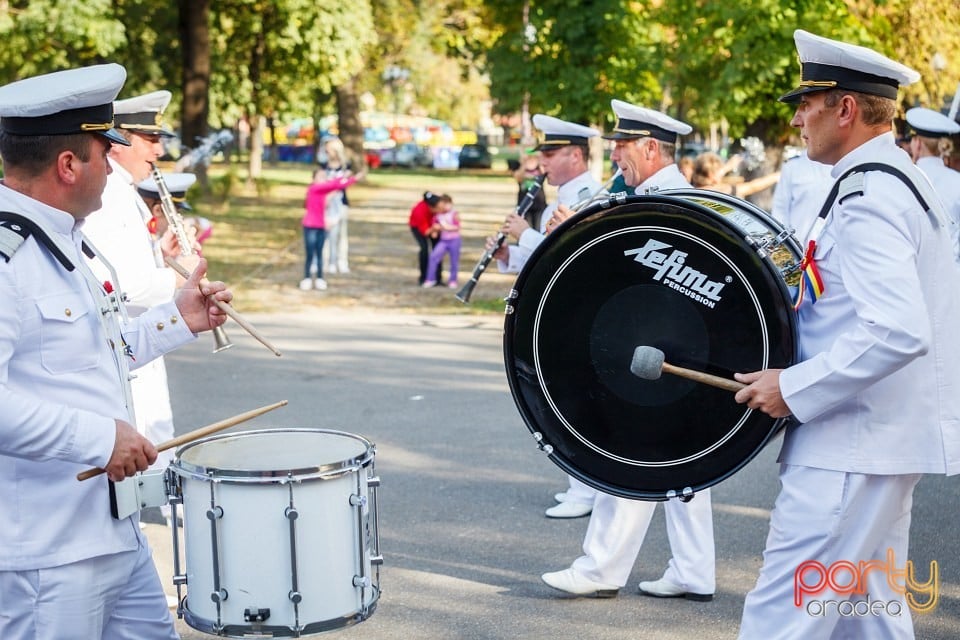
left=735, top=30, right=960, bottom=639
left=770, top=149, right=833, bottom=242
left=83, top=91, right=200, bottom=500
left=489, top=114, right=602, bottom=519
left=541, top=101, right=716, bottom=601
left=905, top=106, right=960, bottom=262
left=0, top=64, right=231, bottom=640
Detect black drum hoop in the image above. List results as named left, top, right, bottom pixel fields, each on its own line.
left=504, top=191, right=800, bottom=500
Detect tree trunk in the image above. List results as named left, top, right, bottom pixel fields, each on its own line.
left=247, top=18, right=266, bottom=184
left=336, top=75, right=365, bottom=169
left=248, top=114, right=264, bottom=183
left=178, top=0, right=211, bottom=184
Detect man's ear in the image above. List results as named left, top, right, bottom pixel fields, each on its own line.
left=56, top=150, right=80, bottom=185
left=837, top=94, right=858, bottom=128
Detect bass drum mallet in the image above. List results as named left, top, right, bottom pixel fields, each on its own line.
left=630, top=346, right=745, bottom=392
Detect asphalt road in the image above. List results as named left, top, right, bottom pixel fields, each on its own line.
left=145, top=309, right=960, bottom=639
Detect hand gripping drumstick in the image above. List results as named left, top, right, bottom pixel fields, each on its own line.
left=630, top=346, right=745, bottom=393
left=166, top=256, right=282, bottom=357
left=76, top=400, right=289, bottom=481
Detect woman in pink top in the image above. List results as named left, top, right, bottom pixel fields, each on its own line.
left=300, top=167, right=362, bottom=290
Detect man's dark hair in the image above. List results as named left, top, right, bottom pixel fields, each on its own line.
left=0, top=132, right=93, bottom=177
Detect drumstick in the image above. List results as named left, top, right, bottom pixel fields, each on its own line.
left=76, top=400, right=289, bottom=481
left=630, top=346, right=745, bottom=392
left=166, top=256, right=282, bottom=357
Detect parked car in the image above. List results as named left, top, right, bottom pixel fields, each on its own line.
left=379, top=142, right=433, bottom=168
left=457, top=143, right=493, bottom=169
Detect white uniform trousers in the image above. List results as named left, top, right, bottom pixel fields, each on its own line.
left=572, top=488, right=715, bottom=591
left=739, top=465, right=921, bottom=640
left=0, top=530, right=178, bottom=640
left=564, top=476, right=596, bottom=506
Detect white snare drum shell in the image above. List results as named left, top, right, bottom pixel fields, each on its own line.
left=171, top=428, right=379, bottom=636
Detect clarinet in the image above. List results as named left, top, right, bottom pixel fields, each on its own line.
left=150, top=163, right=192, bottom=258
left=150, top=162, right=234, bottom=352
left=455, top=174, right=545, bottom=303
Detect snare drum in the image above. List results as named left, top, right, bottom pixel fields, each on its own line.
left=167, top=428, right=381, bottom=638
left=504, top=190, right=802, bottom=500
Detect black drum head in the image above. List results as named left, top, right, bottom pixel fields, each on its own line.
left=504, top=194, right=798, bottom=500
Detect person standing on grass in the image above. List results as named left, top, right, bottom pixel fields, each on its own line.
left=422, top=194, right=460, bottom=288
left=300, top=166, right=363, bottom=291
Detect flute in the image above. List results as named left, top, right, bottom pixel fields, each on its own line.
left=455, top=174, right=546, bottom=303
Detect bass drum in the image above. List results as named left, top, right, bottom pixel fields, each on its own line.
left=503, top=190, right=802, bottom=501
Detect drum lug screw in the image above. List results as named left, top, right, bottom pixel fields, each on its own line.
left=285, top=506, right=299, bottom=520
left=349, top=494, right=367, bottom=508
left=353, top=576, right=371, bottom=588
left=210, top=588, right=228, bottom=603
left=371, top=554, right=384, bottom=566
left=206, top=506, right=223, bottom=521
left=173, top=574, right=187, bottom=586
left=288, top=590, right=302, bottom=604
left=367, top=476, right=381, bottom=488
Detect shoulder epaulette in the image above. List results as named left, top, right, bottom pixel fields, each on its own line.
left=0, top=211, right=76, bottom=269
left=836, top=172, right=866, bottom=205
left=0, top=217, right=30, bottom=262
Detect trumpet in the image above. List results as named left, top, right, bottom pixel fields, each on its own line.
left=455, top=174, right=546, bottom=304
left=545, top=168, right=623, bottom=234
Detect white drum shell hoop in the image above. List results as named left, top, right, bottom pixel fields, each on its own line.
left=167, top=428, right=381, bottom=638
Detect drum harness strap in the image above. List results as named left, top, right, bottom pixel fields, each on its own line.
left=794, top=163, right=942, bottom=308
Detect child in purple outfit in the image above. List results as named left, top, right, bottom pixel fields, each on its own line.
left=423, top=194, right=461, bottom=288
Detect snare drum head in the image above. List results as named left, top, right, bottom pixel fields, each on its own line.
left=504, top=193, right=799, bottom=500
left=174, top=428, right=372, bottom=478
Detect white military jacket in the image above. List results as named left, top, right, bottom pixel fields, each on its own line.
left=83, top=159, right=176, bottom=315
left=915, top=155, right=960, bottom=263
left=635, top=163, right=691, bottom=193
left=0, top=183, right=195, bottom=570
left=779, top=133, right=960, bottom=475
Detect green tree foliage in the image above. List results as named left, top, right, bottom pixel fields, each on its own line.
left=210, top=0, right=373, bottom=126
left=0, top=0, right=126, bottom=79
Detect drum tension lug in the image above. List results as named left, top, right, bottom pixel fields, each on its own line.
left=244, top=607, right=270, bottom=623
left=349, top=494, right=367, bottom=507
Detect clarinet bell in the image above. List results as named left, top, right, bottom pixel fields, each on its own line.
left=212, top=325, right=234, bottom=353
left=455, top=279, right=477, bottom=303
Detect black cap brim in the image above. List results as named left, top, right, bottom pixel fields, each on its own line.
left=778, top=85, right=825, bottom=103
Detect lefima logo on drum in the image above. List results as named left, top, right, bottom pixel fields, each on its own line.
left=794, top=549, right=939, bottom=618
left=624, top=239, right=727, bottom=308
